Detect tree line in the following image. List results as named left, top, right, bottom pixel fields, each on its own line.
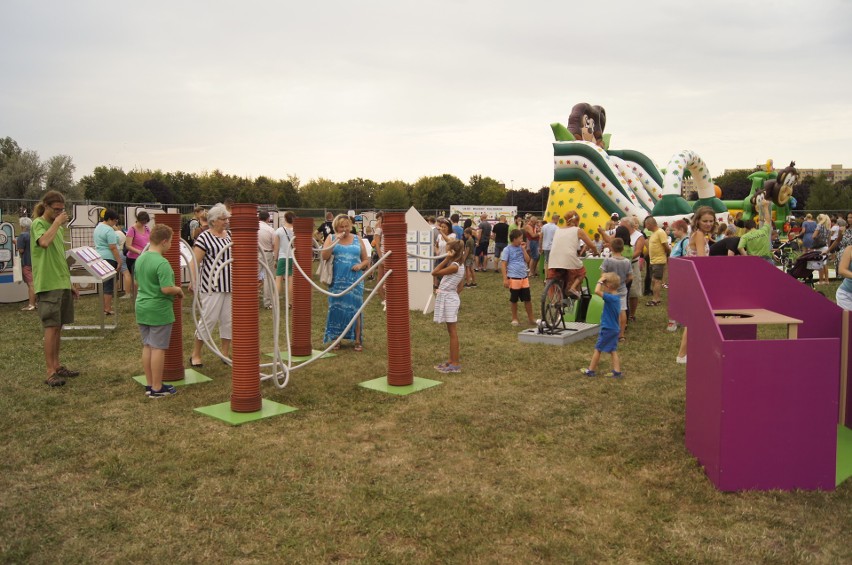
left=0, top=135, right=554, bottom=212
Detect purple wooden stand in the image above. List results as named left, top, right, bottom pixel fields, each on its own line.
left=669, top=257, right=843, bottom=491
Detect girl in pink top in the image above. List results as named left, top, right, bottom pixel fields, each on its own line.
left=125, top=211, right=152, bottom=297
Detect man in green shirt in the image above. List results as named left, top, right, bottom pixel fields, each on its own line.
left=738, top=199, right=773, bottom=263
left=31, top=191, right=79, bottom=387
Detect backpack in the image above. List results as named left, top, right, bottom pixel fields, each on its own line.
left=812, top=225, right=827, bottom=248
left=181, top=217, right=194, bottom=245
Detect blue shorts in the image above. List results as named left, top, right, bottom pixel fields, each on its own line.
left=528, top=240, right=540, bottom=260
left=595, top=328, right=619, bottom=353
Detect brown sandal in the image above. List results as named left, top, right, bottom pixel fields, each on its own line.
left=45, top=374, right=66, bottom=387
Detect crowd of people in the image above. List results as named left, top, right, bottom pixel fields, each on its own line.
left=17, top=193, right=852, bottom=390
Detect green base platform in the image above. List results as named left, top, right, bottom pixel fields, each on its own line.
left=358, top=376, right=442, bottom=396
left=838, top=425, right=852, bottom=487
left=132, top=368, right=212, bottom=388
left=194, top=399, right=297, bottom=425
left=264, top=349, right=336, bottom=362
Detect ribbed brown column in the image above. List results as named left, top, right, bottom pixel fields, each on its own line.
left=230, top=204, right=262, bottom=412
left=291, top=218, right=314, bottom=357
left=159, top=213, right=185, bottom=382
left=383, top=212, right=413, bottom=386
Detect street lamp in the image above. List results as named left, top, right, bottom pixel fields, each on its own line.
left=511, top=179, right=514, bottom=205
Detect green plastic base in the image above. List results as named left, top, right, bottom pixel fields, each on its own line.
left=194, top=399, right=297, bottom=425
left=651, top=194, right=694, bottom=216
left=692, top=197, right=729, bottom=213
left=264, top=349, right=336, bottom=361
left=132, top=368, right=212, bottom=388
left=359, top=376, right=442, bottom=396
left=837, top=425, right=852, bottom=487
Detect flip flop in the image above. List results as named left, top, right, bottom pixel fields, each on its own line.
left=189, top=357, right=204, bottom=368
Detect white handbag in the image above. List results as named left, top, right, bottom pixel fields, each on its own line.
left=12, top=252, right=23, bottom=283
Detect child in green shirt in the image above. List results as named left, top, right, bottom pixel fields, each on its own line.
left=134, top=224, right=184, bottom=397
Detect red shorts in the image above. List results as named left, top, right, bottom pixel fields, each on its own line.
left=547, top=267, right=586, bottom=290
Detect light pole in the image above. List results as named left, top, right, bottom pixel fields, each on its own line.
left=511, top=180, right=514, bottom=205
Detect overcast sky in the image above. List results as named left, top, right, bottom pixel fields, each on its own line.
left=2, top=0, right=850, bottom=190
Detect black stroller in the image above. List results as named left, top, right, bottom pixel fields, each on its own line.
left=787, top=250, right=825, bottom=288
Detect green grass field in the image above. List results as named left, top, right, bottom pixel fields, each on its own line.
left=1, top=271, right=850, bottom=564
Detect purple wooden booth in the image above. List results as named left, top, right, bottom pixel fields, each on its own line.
left=669, top=256, right=851, bottom=491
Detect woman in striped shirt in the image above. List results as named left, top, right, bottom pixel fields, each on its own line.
left=189, top=203, right=233, bottom=368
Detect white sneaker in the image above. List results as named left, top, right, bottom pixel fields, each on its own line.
left=676, top=355, right=687, bottom=364
left=666, top=321, right=678, bottom=332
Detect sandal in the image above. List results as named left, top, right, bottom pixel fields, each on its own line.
left=354, top=343, right=363, bottom=352
left=21, top=305, right=36, bottom=311
left=645, top=301, right=660, bottom=307
left=45, top=374, right=66, bottom=387
left=618, top=337, right=626, bottom=343
left=104, top=310, right=115, bottom=316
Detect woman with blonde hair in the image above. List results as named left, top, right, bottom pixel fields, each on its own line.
left=322, top=214, right=369, bottom=351
left=814, top=213, right=832, bottom=285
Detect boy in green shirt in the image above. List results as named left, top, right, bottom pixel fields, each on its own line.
left=134, top=224, right=184, bottom=397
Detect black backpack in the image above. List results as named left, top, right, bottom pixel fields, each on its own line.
left=181, top=217, right=194, bottom=245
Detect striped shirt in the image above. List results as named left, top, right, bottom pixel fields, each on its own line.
left=195, top=229, right=232, bottom=293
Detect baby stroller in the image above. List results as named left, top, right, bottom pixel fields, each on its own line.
left=787, top=250, right=825, bottom=288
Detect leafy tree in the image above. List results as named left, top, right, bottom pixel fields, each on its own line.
left=0, top=150, right=45, bottom=199
left=299, top=177, right=344, bottom=209
left=375, top=180, right=412, bottom=210
left=164, top=171, right=201, bottom=204
left=80, top=166, right=144, bottom=202
left=143, top=177, right=175, bottom=204
left=0, top=136, right=22, bottom=171
left=341, top=178, right=378, bottom=211
left=465, top=175, right=506, bottom=205
left=502, top=186, right=549, bottom=213
left=713, top=169, right=754, bottom=202
left=274, top=177, right=301, bottom=209
left=411, top=174, right=464, bottom=210
left=804, top=173, right=852, bottom=213
left=43, top=155, right=76, bottom=195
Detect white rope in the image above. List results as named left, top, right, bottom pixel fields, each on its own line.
left=290, top=248, right=392, bottom=297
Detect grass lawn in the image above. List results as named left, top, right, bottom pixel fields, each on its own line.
left=1, top=270, right=850, bottom=564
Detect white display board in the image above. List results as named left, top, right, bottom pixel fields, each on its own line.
left=404, top=207, right=436, bottom=313
left=66, top=247, right=117, bottom=282
left=449, top=205, right=517, bottom=221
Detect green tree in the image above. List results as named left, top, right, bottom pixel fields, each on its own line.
left=300, top=177, right=344, bottom=209
left=713, top=168, right=754, bottom=202
left=43, top=155, right=76, bottom=196
left=341, top=177, right=378, bottom=211
left=0, top=136, right=22, bottom=171
left=466, top=174, right=506, bottom=205
left=80, top=166, right=145, bottom=202
left=375, top=180, right=412, bottom=210
left=804, top=173, right=852, bottom=213
left=0, top=150, right=45, bottom=199
left=411, top=174, right=464, bottom=210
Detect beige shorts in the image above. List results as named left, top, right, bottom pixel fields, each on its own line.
left=629, top=261, right=644, bottom=298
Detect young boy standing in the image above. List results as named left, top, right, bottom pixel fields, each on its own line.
left=500, top=229, right=535, bottom=326
left=600, top=238, right=632, bottom=341
left=135, top=224, right=184, bottom=397
left=580, top=272, right=623, bottom=378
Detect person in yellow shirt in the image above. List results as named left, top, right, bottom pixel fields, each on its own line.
left=644, top=217, right=671, bottom=307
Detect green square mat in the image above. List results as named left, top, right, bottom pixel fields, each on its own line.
left=194, top=399, right=297, bottom=425
left=359, top=376, right=442, bottom=396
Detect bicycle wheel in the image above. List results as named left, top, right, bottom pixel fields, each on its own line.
left=541, top=279, right=565, bottom=331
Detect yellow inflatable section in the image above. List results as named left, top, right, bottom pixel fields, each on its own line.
left=546, top=180, right=611, bottom=236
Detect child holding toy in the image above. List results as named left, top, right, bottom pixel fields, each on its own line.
left=432, top=240, right=465, bottom=373
left=134, top=224, right=184, bottom=397
left=580, top=272, right=623, bottom=378
left=501, top=229, right=536, bottom=326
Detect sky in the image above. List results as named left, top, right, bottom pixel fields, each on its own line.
left=2, top=0, right=851, bottom=190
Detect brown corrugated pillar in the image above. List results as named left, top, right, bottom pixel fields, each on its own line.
left=291, top=218, right=314, bottom=357
left=159, top=213, right=185, bottom=382
left=229, top=204, right=262, bottom=412
left=382, top=212, right=413, bottom=386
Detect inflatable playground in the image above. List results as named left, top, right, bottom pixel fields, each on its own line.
left=543, top=103, right=798, bottom=232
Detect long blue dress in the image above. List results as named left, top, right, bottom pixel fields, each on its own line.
left=801, top=220, right=817, bottom=248
left=323, top=236, right=365, bottom=343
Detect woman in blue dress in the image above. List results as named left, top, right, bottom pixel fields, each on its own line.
left=322, top=214, right=369, bottom=351
left=800, top=213, right=817, bottom=251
